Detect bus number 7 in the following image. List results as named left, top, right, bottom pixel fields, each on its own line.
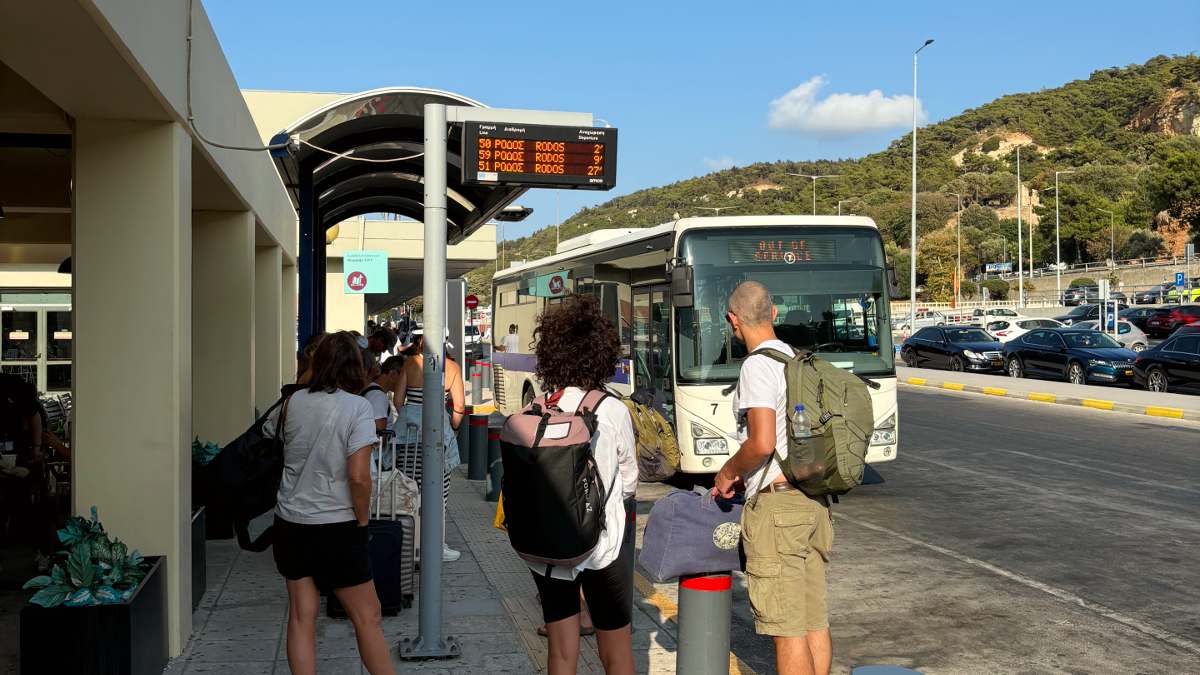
left=710, top=404, right=719, bottom=415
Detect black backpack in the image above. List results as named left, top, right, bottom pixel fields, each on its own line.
left=205, top=389, right=297, bottom=551
left=498, top=390, right=613, bottom=569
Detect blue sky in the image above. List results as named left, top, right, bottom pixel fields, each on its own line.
left=208, top=0, right=1199, bottom=240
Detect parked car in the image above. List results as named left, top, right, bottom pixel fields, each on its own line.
left=972, top=307, right=1023, bottom=320
left=1133, top=333, right=1200, bottom=394
left=1062, top=286, right=1126, bottom=306
left=464, top=325, right=481, bottom=345
left=1119, top=306, right=1161, bottom=331
left=1003, top=328, right=1138, bottom=385
left=1053, top=303, right=1128, bottom=326
left=1133, top=283, right=1174, bottom=305
left=985, top=317, right=1064, bottom=343
left=1144, top=305, right=1200, bottom=338
left=1165, top=279, right=1200, bottom=303
left=1068, top=319, right=1149, bottom=352
left=893, top=310, right=948, bottom=332
left=901, top=326, right=1004, bottom=372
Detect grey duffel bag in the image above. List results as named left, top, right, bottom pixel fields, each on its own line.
left=638, top=488, right=744, bottom=583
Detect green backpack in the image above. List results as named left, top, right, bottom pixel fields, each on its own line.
left=756, top=348, right=877, bottom=498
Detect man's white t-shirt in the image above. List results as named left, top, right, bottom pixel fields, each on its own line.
left=501, top=333, right=520, bottom=353
left=733, top=339, right=794, bottom=498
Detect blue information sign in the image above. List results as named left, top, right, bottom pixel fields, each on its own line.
left=344, top=250, right=388, bottom=294
left=1176, top=271, right=1187, bottom=288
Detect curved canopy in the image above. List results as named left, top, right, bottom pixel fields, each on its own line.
left=271, top=87, right=527, bottom=242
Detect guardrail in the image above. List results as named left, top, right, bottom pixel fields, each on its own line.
left=984, top=255, right=1196, bottom=282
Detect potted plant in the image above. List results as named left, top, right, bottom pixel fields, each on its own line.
left=193, top=438, right=232, bottom=539
left=20, top=508, right=167, bottom=675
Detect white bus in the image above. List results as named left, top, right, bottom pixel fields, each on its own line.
left=491, top=216, right=898, bottom=474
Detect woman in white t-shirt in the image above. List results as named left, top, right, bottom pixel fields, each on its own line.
left=528, top=296, right=637, bottom=675
left=267, top=331, right=395, bottom=675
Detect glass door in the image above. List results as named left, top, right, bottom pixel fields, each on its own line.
left=1, top=310, right=39, bottom=386
left=632, top=286, right=674, bottom=420
left=0, top=308, right=73, bottom=392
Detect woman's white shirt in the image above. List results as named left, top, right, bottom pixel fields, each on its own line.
left=530, top=387, right=637, bottom=581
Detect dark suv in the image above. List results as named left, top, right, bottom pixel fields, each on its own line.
left=1144, top=305, right=1200, bottom=338
left=1054, top=303, right=1128, bottom=326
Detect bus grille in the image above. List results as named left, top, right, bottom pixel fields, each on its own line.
left=493, top=365, right=506, bottom=408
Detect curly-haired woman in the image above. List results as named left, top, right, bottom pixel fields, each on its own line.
left=528, top=295, right=637, bottom=675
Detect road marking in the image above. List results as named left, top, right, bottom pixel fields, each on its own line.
left=941, top=382, right=965, bottom=391
left=1081, top=398, right=1115, bottom=410
left=1146, top=406, right=1185, bottom=419
left=906, top=377, right=927, bottom=385
left=992, top=448, right=1200, bottom=496
left=633, top=571, right=755, bottom=675
left=837, top=513, right=1200, bottom=658
left=1028, top=392, right=1056, bottom=403
left=982, top=386, right=1007, bottom=396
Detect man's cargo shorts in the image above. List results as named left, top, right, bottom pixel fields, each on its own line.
left=740, top=489, right=833, bottom=636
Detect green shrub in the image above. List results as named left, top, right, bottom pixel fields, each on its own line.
left=981, top=136, right=1001, bottom=153
left=960, top=280, right=978, bottom=298
left=1070, top=277, right=1096, bottom=288
left=981, top=279, right=1010, bottom=300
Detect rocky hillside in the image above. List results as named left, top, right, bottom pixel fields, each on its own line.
left=467, top=55, right=1200, bottom=303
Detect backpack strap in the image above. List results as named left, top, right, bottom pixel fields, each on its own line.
left=577, top=390, right=613, bottom=436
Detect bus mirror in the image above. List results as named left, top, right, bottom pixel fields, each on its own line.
left=669, top=262, right=694, bottom=308
left=886, top=264, right=901, bottom=300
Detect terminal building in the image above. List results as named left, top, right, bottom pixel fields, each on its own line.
left=0, top=0, right=509, bottom=664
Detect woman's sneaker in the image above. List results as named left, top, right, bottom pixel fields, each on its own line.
left=442, top=544, right=461, bottom=562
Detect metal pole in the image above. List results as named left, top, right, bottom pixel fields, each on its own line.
left=677, top=573, right=732, bottom=675
left=911, top=39, right=932, bottom=332
left=811, top=178, right=817, bottom=216
left=401, top=102, right=460, bottom=660
left=468, top=413, right=488, bottom=481
left=1017, top=146, right=1024, bottom=308
left=1055, top=172, right=1062, bottom=301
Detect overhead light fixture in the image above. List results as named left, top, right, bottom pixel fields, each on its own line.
left=57, top=256, right=72, bottom=274
left=495, top=205, right=533, bottom=222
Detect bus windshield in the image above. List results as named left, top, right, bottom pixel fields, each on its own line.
left=676, top=227, right=894, bottom=383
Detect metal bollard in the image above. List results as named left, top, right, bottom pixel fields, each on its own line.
left=677, top=573, right=732, bottom=675
left=467, top=414, right=488, bottom=480
left=485, top=420, right=503, bottom=502
left=480, top=359, right=492, bottom=392
left=455, top=405, right=472, bottom=470
left=470, top=363, right=483, bottom=405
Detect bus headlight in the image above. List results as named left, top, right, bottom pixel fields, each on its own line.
left=870, top=413, right=897, bottom=446
left=691, top=422, right=729, bottom=455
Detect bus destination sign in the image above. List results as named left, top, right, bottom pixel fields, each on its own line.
left=462, top=122, right=617, bottom=190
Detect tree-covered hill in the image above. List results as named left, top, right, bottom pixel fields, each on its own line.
left=467, top=55, right=1200, bottom=303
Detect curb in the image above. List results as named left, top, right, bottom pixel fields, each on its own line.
left=899, top=376, right=1194, bottom=421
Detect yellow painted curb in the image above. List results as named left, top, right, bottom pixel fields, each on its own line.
left=982, top=387, right=1008, bottom=396
left=942, top=382, right=965, bottom=391
left=633, top=571, right=756, bottom=675
left=1028, top=392, right=1056, bottom=403
left=1081, top=399, right=1115, bottom=411
left=906, top=377, right=927, bottom=385
left=1146, top=406, right=1185, bottom=419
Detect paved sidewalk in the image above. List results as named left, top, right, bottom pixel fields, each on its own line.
left=166, top=470, right=687, bottom=674
left=897, top=365, right=1200, bottom=420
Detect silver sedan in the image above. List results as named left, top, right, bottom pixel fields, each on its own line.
left=1070, top=319, right=1150, bottom=352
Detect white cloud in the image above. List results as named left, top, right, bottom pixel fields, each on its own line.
left=704, top=156, right=737, bottom=171
left=768, top=76, right=926, bottom=134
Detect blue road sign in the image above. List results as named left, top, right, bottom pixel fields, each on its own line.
left=1176, top=271, right=1187, bottom=288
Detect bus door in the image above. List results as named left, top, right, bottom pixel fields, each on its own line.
left=632, top=285, right=674, bottom=420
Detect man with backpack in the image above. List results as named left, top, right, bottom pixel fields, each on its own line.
left=712, top=281, right=836, bottom=675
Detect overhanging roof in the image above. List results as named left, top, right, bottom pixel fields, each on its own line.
left=270, top=87, right=528, bottom=243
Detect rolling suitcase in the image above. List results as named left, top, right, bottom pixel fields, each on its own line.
left=328, top=428, right=419, bottom=617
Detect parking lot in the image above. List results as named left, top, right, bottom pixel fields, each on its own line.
left=637, top=386, right=1200, bottom=674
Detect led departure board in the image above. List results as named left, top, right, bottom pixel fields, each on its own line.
left=462, top=122, right=618, bottom=190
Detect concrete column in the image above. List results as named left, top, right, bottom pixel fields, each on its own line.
left=72, top=119, right=192, bottom=654
left=255, top=246, right=283, bottom=414
left=324, top=257, right=365, bottom=332
left=192, top=211, right=255, bottom=445
left=281, top=261, right=298, bottom=384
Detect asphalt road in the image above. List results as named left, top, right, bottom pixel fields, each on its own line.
left=635, top=386, right=1200, bottom=674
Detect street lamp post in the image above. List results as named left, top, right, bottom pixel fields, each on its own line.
left=1016, top=145, right=1024, bottom=308
left=1054, top=170, right=1075, bottom=301
left=837, top=199, right=847, bottom=216
left=910, top=38, right=934, bottom=332
left=1099, top=208, right=1115, bottom=262
left=946, top=191, right=962, bottom=307
left=695, top=205, right=742, bottom=217
left=786, top=173, right=837, bottom=215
